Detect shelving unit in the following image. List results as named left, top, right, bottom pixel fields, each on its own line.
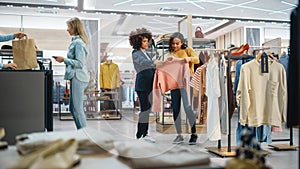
left=83, top=90, right=122, bottom=120
left=120, top=70, right=135, bottom=109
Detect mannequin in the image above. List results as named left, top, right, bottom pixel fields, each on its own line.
left=99, top=59, right=121, bottom=117
left=99, top=59, right=120, bottom=90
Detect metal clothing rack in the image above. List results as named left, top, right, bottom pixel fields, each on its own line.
left=205, top=50, right=257, bottom=157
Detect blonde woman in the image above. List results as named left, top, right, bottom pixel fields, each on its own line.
left=54, top=17, right=90, bottom=129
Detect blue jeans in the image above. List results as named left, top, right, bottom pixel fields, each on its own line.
left=69, top=77, right=88, bottom=129
left=236, top=107, right=272, bottom=145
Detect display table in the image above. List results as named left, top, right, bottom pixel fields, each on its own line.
left=0, top=146, right=225, bottom=169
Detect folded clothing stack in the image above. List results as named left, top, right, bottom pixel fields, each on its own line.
left=15, top=127, right=115, bottom=155
left=115, top=141, right=210, bottom=169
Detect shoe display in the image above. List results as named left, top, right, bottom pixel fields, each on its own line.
left=188, top=134, right=198, bottom=145
left=230, top=43, right=249, bottom=56
left=141, top=135, right=156, bottom=143
left=173, top=135, right=184, bottom=144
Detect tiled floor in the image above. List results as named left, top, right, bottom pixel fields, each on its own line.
left=54, top=109, right=300, bottom=169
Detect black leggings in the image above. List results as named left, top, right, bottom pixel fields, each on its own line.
left=136, top=90, right=152, bottom=138
left=171, top=88, right=196, bottom=134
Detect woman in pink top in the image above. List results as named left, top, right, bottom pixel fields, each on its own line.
left=168, top=32, right=199, bottom=145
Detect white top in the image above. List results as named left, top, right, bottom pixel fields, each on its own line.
left=206, top=58, right=221, bottom=141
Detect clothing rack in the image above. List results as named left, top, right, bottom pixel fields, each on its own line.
left=240, top=47, right=297, bottom=151
left=266, top=47, right=298, bottom=150
left=196, top=49, right=239, bottom=157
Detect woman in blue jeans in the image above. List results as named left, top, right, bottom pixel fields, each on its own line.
left=54, top=17, right=90, bottom=129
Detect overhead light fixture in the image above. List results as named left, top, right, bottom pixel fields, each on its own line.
left=113, top=0, right=134, bottom=6
left=281, top=1, right=297, bottom=7
left=216, top=0, right=258, bottom=11
left=189, top=1, right=205, bottom=9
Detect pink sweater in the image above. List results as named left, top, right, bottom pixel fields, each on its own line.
left=152, top=57, right=190, bottom=112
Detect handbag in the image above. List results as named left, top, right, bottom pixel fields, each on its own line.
left=195, top=26, right=204, bottom=38
left=12, top=36, right=38, bottom=69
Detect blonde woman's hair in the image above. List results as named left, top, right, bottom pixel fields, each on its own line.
left=67, top=17, right=89, bottom=44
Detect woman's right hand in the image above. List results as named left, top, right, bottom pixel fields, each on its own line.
left=153, top=59, right=163, bottom=67
left=14, top=32, right=26, bottom=39
left=3, top=63, right=18, bottom=70
left=166, top=57, right=173, bottom=61
left=53, top=56, right=65, bottom=63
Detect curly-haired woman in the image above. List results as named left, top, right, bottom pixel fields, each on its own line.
left=129, top=28, right=162, bottom=143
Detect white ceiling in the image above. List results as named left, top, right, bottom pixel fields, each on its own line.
left=93, top=0, right=297, bottom=48
left=90, top=0, right=297, bottom=21
left=0, top=0, right=297, bottom=50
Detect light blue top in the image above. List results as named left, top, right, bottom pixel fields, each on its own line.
left=0, top=33, right=14, bottom=68
left=64, top=36, right=90, bottom=82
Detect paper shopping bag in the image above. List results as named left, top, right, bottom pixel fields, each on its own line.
left=12, top=37, right=38, bottom=69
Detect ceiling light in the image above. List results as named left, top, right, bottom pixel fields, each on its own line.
left=113, top=0, right=134, bottom=6
left=281, top=1, right=297, bottom=7
left=189, top=1, right=205, bottom=10
left=216, top=0, right=257, bottom=11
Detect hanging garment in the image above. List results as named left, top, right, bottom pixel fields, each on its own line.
left=236, top=60, right=287, bottom=127
left=279, top=53, right=289, bottom=74
left=99, top=60, right=120, bottom=89
left=152, top=57, right=190, bottom=112
left=218, top=56, right=229, bottom=135
left=190, top=64, right=207, bottom=124
left=206, top=58, right=221, bottom=141
left=234, top=59, right=272, bottom=145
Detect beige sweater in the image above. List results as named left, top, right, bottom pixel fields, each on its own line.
left=236, top=60, right=287, bottom=127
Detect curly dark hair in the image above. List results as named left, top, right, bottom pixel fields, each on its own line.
left=168, top=32, right=187, bottom=52
left=129, top=28, right=152, bottom=50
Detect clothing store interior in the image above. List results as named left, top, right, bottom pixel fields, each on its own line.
left=0, top=0, right=299, bottom=169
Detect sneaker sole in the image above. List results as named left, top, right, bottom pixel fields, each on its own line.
left=173, top=141, right=184, bottom=144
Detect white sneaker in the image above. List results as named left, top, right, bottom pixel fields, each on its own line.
left=141, top=135, right=156, bottom=143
